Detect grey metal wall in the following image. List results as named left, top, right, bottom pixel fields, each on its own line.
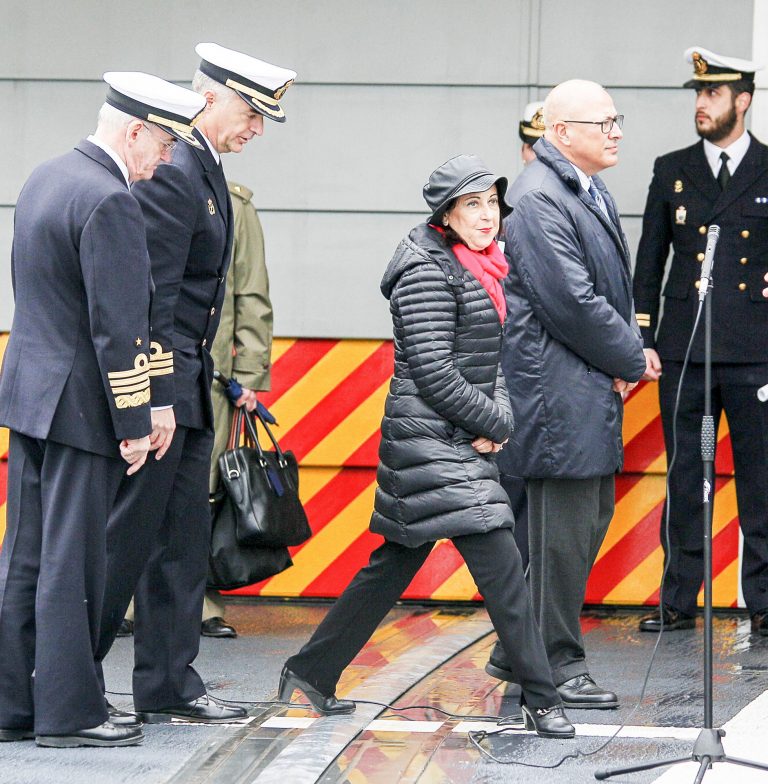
left=0, top=0, right=754, bottom=336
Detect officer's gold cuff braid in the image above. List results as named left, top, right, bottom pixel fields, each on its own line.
left=636, top=313, right=652, bottom=328
left=108, top=353, right=151, bottom=409
left=149, top=341, right=173, bottom=377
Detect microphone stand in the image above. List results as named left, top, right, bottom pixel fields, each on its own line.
left=595, top=269, right=768, bottom=782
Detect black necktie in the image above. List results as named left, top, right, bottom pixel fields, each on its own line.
left=717, top=151, right=731, bottom=191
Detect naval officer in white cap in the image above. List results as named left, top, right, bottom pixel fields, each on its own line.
left=96, top=44, right=296, bottom=724
left=0, top=73, right=205, bottom=747
left=518, top=101, right=545, bottom=165
left=634, top=46, right=768, bottom=637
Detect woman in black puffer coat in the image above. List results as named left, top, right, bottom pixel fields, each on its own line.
left=279, top=155, right=573, bottom=739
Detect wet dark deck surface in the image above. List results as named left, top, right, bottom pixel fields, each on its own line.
left=2, top=603, right=768, bottom=784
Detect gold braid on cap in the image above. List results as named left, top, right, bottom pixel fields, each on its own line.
left=530, top=108, right=545, bottom=132
left=693, top=52, right=708, bottom=75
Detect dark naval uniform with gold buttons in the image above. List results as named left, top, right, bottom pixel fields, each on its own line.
left=96, top=126, right=233, bottom=710
left=633, top=133, right=768, bottom=617
left=0, top=140, right=152, bottom=735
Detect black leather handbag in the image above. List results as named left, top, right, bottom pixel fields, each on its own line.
left=217, top=407, right=312, bottom=548
left=207, top=519, right=293, bottom=591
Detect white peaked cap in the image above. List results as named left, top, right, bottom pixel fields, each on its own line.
left=195, top=42, right=297, bottom=122
left=103, top=71, right=206, bottom=148
left=682, top=46, right=763, bottom=88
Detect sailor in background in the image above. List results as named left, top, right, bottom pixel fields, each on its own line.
left=519, top=101, right=545, bottom=165
left=202, top=180, right=273, bottom=639
left=0, top=72, right=204, bottom=747
left=634, top=47, right=768, bottom=636
left=96, top=43, right=296, bottom=723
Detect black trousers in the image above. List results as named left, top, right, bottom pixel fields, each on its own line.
left=96, top=425, right=213, bottom=710
left=0, top=432, right=123, bottom=734
left=492, top=475, right=615, bottom=686
left=500, top=473, right=529, bottom=570
left=285, top=528, right=559, bottom=708
left=659, top=361, right=768, bottom=615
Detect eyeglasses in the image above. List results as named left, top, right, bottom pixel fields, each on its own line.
left=562, top=115, right=624, bottom=134
left=141, top=123, right=177, bottom=153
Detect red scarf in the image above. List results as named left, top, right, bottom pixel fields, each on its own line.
left=433, top=227, right=509, bottom=323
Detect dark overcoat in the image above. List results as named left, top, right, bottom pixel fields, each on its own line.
left=370, top=224, right=515, bottom=548
left=498, top=138, right=646, bottom=480
left=0, top=140, right=152, bottom=455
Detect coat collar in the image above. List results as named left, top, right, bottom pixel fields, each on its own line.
left=680, top=140, right=721, bottom=203
left=189, top=128, right=230, bottom=225
left=532, top=138, right=630, bottom=268
left=707, top=133, right=767, bottom=221
left=74, top=139, right=129, bottom=189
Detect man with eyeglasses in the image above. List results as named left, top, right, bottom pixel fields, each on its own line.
left=634, top=48, right=768, bottom=637
left=485, top=79, right=645, bottom=709
left=0, top=72, right=205, bottom=747
left=95, top=44, right=296, bottom=724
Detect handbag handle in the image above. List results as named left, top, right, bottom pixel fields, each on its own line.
left=241, top=408, right=289, bottom=469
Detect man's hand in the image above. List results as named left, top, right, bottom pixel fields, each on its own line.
left=612, top=378, right=638, bottom=400
left=642, top=348, right=662, bottom=382
left=472, top=437, right=507, bottom=454
left=120, top=435, right=151, bottom=475
left=235, top=387, right=258, bottom=413
left=150, top=407, right=176, bottom=459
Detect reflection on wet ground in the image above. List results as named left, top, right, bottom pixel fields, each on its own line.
left=173, top=605, right=768, bottom=784
left=2, top=604, right=767, bottom=784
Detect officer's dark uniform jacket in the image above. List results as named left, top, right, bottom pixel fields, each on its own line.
left=132, top=127, right=233, bottom=430
left=0, top=140, right=152, bottom=452
left=634, top=134, right=768, bottom=362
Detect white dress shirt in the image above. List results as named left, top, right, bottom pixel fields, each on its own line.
left=200, top=130, right=220, bottom=164
left=703, top=130, right=750, bottom=178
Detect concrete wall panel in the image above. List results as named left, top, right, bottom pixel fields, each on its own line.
left=0, top=0, right=533, bottom=85
left=538, top=1, right=754, bottom=87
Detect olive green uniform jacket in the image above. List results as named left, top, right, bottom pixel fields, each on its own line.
left=209, top=181, right=273, bottom=493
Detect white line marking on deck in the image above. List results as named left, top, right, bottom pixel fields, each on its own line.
left=652, top=689, right=768, bottom=782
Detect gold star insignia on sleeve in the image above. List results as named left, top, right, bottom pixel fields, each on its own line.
left=135, top=338, right=142, bottom=346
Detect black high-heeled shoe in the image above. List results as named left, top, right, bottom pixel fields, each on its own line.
left=277, top=666, right=356, bottom=716
left=521, top=703, right=575, bottom=739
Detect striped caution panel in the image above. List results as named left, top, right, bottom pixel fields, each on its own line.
left=0, top=336, right=744, bottom=606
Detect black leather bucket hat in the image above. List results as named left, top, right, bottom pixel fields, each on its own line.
left=423, top=154, right=511, bottom=225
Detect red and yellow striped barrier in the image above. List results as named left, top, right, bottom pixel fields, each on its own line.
left=0, top=335, right=743, bottom=606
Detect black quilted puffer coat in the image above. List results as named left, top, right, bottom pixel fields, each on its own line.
left=369, top=223, right=515, bottom=547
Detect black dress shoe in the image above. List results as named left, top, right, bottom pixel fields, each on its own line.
left=751, top=609, right=768, bottom=636
left=106, top=701, right=143, bottom=728
left=638, top=605, right=695, bottom=632
left=116, top=619, right=134, bottom=637
left=201, top=617, right=237, bottom=638
left=139, top=694, right=248, bottom=724
left=278, top=666, right=355, bottom=716
left=521, top=703, right=575, bottom=739
left=557, top=675, right=618, bottom=709
left=0, top=728, right=35, bottom=742
left=36, top=721, right=143, bottom=748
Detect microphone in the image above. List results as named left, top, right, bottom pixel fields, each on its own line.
left=698, top=225, right=720, bottom=301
